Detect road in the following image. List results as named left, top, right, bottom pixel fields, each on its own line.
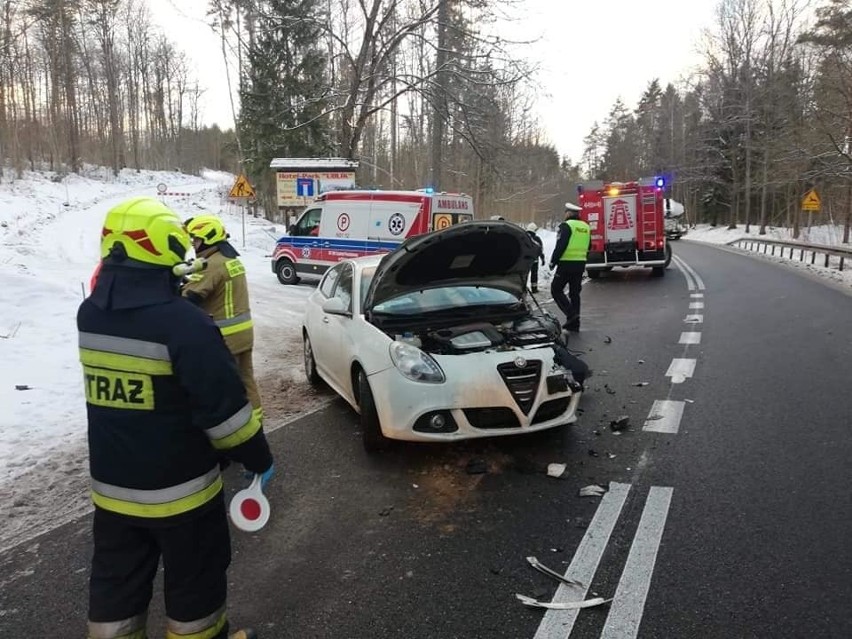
left=2, top=241, right=851, bottom=638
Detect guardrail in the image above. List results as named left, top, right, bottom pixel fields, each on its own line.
left=728, top=237, right=850, bottom=271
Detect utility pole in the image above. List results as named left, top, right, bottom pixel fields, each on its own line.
left=430, top=0, right=449, bottom=191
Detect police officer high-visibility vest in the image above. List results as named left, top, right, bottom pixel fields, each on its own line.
left=183, top=247, right=254, bottom=355
left=559, top=219, right=591, bottom=262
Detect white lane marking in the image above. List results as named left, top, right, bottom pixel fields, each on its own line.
left=643, top=400, right=685, bottom=434
left=679, top=332, right=701, bottom=345
left=672, top=256, right=696, bottom=291
left=689, top=302, right=704, bottom=310
left=675, top=255, right=706, bottom=291
left=690, top=293, right=704, bottom=298
left=534, top=483, right=632, bottom=639
left=684, top=314, right=703, bottom=324
left=600, top=487, right=674, bottom=639
left=666, top=358, right=696, bottom=383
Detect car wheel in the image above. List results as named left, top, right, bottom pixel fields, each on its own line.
left=276, top=259, right=299, bottom=285
left=303, top=333, right=322, bottom=387
left=357, top=370, right=389, bottom=452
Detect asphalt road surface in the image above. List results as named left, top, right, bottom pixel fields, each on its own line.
left=2, top=241, right=851, bottom=638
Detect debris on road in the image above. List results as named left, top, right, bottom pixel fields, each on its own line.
left=546, top=463, right=567, bottom=478
left=579, top=485, right=607, bottom=497
left=516, top=593, right=613, bottom=610
left=588, top=449, right=599, bottom=457
left=609, top=415, right=630, bottom=431
left=526, top=556, right=584, bottom=587
left=638, top=359, right=646, bottom=364
left=645, top=414, right=664, bottom=422
left=15, top=385, right=32, bottom=391
left=633, top=382, right=649, bottom=387
left=378, top=506, right=394, bottom=517
left=604, top=384, right=616, bottom=395
left=466, top=459, right=488, bottom=475
left=685, top=398, right=695, bottom=404
left=603, top=336, right=613, bottom=344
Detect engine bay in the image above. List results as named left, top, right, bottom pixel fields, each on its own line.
left=393, top=310, right=562, bottom=355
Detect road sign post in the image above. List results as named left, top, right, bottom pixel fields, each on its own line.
left=228, top=174, right=257, bottom=248
left=801, top=189, right=821, bottom=237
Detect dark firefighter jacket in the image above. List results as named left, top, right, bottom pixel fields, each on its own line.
left=78, top=264, right=272, bottom=525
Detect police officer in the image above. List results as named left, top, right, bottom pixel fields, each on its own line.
left=525, top=222, right=545, bottom=293
left=79, top=198, right=273, bottom=639
left=549, top=203, right=591, bottom=331
left=182, top=215, right=262, bottom=423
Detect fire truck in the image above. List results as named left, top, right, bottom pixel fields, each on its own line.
left=577, top=177, right=673, bottom=278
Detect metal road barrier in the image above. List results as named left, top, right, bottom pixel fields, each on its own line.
left=728, top=237, right=850, bottom=272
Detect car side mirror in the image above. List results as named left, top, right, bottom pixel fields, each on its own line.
left=322, top=297, right=351, bottom=317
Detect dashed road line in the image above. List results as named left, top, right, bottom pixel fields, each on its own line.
left=666, top=358, right=696, bottom=383
left=534, top=483, right=631, bottom=639
left=599, top=487, right=674, bottom=639
left=643, top=400, right=685, bottom=434
left=679, top=332, right=701, bottom=345
left=689, top=302, right=704, bottom=310
left=690, top=293, right=704, bottom=299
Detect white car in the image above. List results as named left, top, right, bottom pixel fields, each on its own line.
left=301, top=221, right=583, bottom=451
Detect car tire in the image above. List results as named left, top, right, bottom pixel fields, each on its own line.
left=276, top=259, right=299, bottom=285
left=303, top=333, right=322, bottom=387
left=358, top=370, right=389, bottom=452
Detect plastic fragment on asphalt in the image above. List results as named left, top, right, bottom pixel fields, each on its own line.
left=579, top=485, right=607, bottom=497
left=15, top=385, right=32, bottom=391
left=633, top=382, right=649, bottom=387
left=603, top=336, right=612, bottom=344
left=610, top=415, right=630, bottom=431
left=515, top=593, right=613, bottom=610
left=526, top=556, right=584, bottom=587
left=685, top=399, right=695, bottom=403
left=546, top=463, right=567, bottom=478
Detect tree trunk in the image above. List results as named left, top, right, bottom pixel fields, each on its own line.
left=429, top=0, right=449, bottom=190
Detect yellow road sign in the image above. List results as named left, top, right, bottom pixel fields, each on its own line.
left=801, top=189, right=821, bottom=212
left=433, top=213, right=453, bottom=230
left=229, top=174, right=256, bottom=199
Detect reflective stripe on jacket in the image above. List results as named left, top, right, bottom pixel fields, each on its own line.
left=559, top=219, right=591, bottom=262
left=183, top=249, right=253, bottom=354
left=77, top=293, right=271, bottom=523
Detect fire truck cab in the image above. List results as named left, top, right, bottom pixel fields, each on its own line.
left=577, top=177, right=672, bottom=278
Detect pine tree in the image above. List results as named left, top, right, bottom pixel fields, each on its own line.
left=238, top=0, right=332, bottom=213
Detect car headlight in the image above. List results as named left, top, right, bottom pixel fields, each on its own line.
left=389, top=341, right=445, bottom=383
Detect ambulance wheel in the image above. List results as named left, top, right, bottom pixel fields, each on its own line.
left=587, top=269, right=601, bottom=279
left=358, top=370, right=389, bottom=452
left=303, top=333, right=322, bottom=387
left=276, top=259, right=299, bottom=285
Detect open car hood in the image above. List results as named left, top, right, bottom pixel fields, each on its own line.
left=364, top=220, right=539, bottom=312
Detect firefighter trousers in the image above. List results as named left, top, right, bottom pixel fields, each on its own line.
left=234, top=350, right=262, bottom=421
left=88, top=495, right=232, bottom=639
left=551, top=261, right=586, bottom=329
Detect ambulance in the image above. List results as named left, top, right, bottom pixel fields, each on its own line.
left=577, top=177, right=672, bottom=278
left=271, top=189, right=475, bottom=284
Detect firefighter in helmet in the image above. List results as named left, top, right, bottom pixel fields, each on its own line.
left=549, top=202, right=591, bottom=331
left=79, top=197, right=273, bottom=639
left=182, top=215, right=262, bottom=423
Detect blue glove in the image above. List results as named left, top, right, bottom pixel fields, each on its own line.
left=260, top=464, right=275, bottom=490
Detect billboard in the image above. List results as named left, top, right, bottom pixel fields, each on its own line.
left=276, top=171, right=356, bottom=207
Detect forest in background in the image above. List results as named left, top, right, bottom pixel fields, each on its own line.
left=2, top=0, right=851, bottom=238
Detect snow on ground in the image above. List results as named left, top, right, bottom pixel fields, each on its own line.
left=0, top=167, right=322, bottom=552
left=683, top=223, right=852, bottom=290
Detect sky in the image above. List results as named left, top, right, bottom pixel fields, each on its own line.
left=147, top=0, right=718, bottom=163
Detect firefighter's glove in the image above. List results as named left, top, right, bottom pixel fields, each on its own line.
left=245, top=464, right=275, bottom=489
left=260, top=464, right=275, bottom=489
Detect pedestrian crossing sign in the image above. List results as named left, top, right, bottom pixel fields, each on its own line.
left=801, top=189, right=821, bottom=212
left=229, top=174, right=256, bottom=199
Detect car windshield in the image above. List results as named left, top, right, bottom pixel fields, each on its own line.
left=361, top=278, right=519, bottom=316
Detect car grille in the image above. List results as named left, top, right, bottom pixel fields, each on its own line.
left=532, top=398, right=571, bottom=424
left=497, top=359, right=542, bottom=415
left=464, top=407, right=520, bottom=429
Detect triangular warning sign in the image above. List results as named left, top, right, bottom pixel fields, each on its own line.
left=229, top=174, right=255, bottom=199
left=801, top=189, right=821, bottom=212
